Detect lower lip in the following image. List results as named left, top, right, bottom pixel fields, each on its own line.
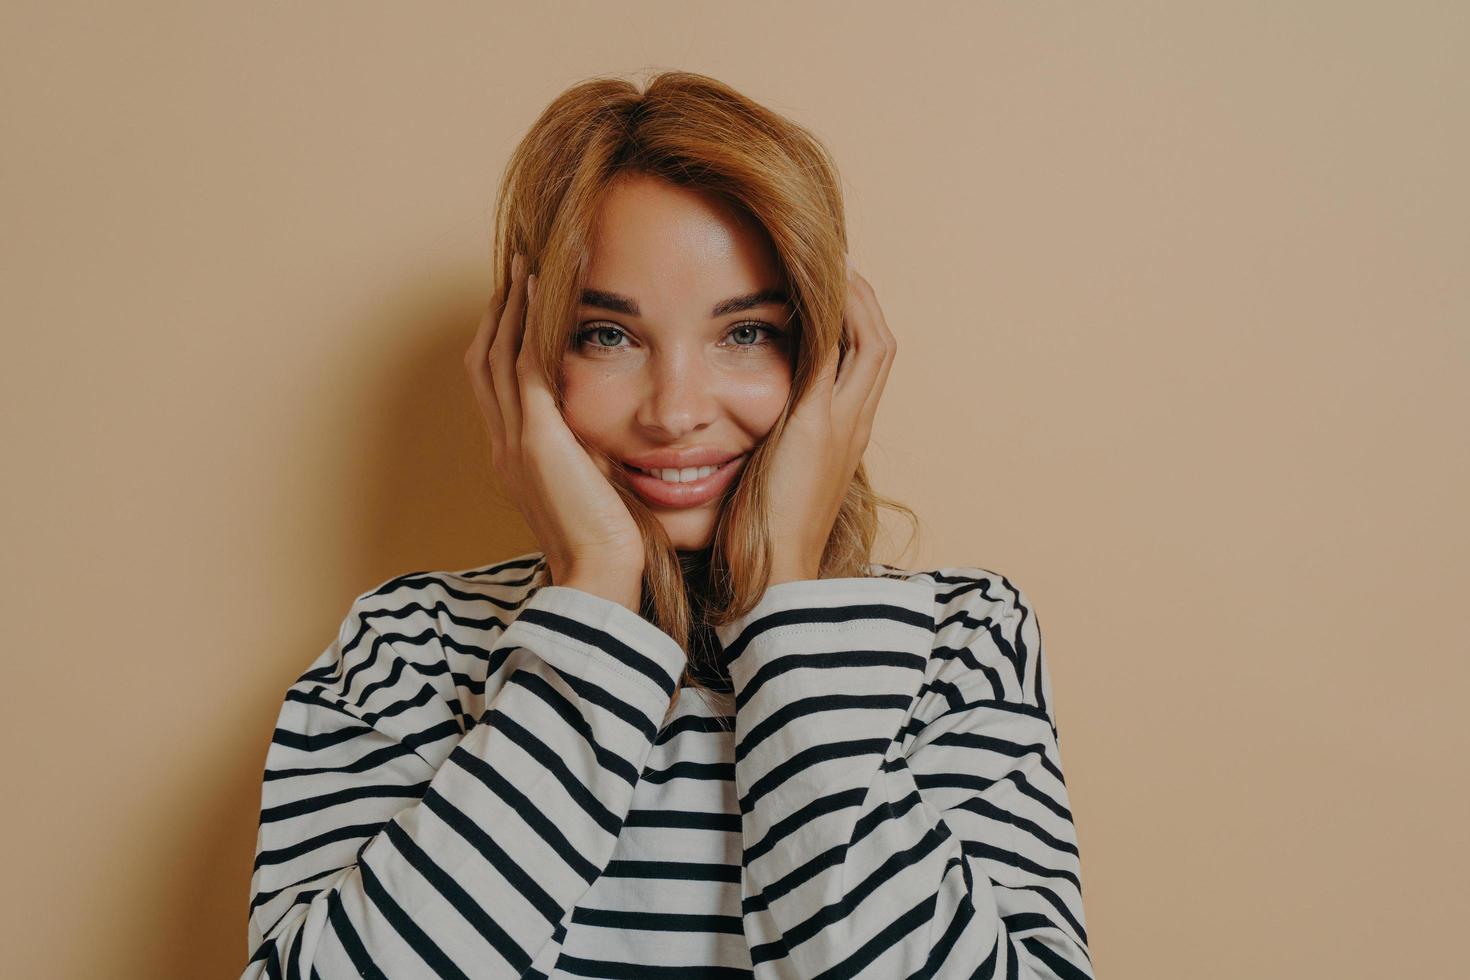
left=624, top=455, right=747, bottom=509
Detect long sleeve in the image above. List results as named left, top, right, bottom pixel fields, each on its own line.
left=713, top=570, right=1092, bottom=979
left=242, top=581, right=687, bottom=979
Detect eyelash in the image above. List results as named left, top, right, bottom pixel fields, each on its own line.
left=572, top=321, right=784, bottom=354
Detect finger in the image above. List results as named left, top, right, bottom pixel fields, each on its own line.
left=516, top=293, right=562, bottom=431
left=784, top=325, right=840, bottom=432
left=805, top=322, right=841, bottom=413
left=492, top=262, right=531, bottom=453
left=466, top=253, right=521, bottom=452
left=850, top=270, right=897, bottom=432
left=517, top=309, right=618, bottom=491
left=832, top=268, right=888, bottom=427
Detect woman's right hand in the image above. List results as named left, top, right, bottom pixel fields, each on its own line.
left=465, top=253, right=646, bottom=608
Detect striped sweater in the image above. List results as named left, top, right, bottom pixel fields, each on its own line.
left=242, top=552, right=1092, bottom=978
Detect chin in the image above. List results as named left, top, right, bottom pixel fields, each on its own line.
left=657, top=514, right=717, bottom=553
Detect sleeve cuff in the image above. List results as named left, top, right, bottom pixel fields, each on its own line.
left=502, top=584, right=689, bottom=703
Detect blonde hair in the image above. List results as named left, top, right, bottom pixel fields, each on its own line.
left=484, top=71, right=919, bottom=725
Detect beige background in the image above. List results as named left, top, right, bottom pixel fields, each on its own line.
left=2, top=2, right=1465, bottom=977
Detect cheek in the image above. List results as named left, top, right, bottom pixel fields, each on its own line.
left=720, top=370, right=791, bottom=432
left=559, top=365, right=629, bottom=439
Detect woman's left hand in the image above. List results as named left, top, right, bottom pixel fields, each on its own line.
left=765, top=255, right=898, bottom=584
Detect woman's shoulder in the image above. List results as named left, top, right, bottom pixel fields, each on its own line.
left=321, top=551, right=550, bottom=687
left=300, top=552, right=551, bottom=749
left=870, top=560, right=1050, bottom=718
left=346, top=550, right=549, bottom=624
left=866, top=559, right=1034, bottom=624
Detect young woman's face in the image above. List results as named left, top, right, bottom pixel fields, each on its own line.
left=560, top=174, right=795, bottom=553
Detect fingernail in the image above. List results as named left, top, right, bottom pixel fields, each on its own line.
left=512, top=253, right=525, bottom=278
left=527, top=273, right=537, bottom=300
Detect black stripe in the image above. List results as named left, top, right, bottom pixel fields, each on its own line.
left=723, top=600, right=934, bottom=669
left=358, top=857, right=471, bottom=979
left=570, top=905, right=744, bottom=934
left=1020, top=934, right=1094, bottom=980
left=745, top=789, right=929, bottom=911
left=254, top=822, right=379, bottom=871
left=446, top=743, right=607, bottom=884
left=381, top=818, right=533, bottom=973
left=735, top=650, right=926, bottom=713
left=736, top=691, right=913, bottom=761
left=324, top=888, right=388, bottom=980
left=285, top=924, right=304, bottom=980
left=259, top=779, right=429, bottom=824
left=516, top=605, right=677, bottom=698
left=909, top=886, right=974, bottom=980
left=739, top=737, right=891, bottom=814
left=418, top=786, right=565, bottom=926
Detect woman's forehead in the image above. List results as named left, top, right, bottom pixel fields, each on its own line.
left=584, top=177, right=781, bottom=288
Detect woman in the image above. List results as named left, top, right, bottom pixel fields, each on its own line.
left=243, top=71, right=1092, bottom=978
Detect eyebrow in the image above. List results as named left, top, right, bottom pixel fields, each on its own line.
left=579, top=287, right=791, bottom=318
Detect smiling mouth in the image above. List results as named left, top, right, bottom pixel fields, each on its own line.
left=620, top=454, right=748, bottom=509
left=626, top=456, right=742, bottom=483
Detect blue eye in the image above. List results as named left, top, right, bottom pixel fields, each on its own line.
left=572, top=321, right=784, bottom=353
left=577, top=324, right=628, bottom=350
left=727, top=322, right=779, bottom=348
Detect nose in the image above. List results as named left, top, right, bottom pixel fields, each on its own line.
left=634, top=346, right=717, bottom=439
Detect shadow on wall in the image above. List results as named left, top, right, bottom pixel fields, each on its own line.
left=185, top=276, right=535, bottom=979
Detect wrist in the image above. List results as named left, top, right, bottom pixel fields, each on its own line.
left=561, top=573, right=643, bottom=614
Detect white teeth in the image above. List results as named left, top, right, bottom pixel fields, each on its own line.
left=638, top=464, right=720, bottom=483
